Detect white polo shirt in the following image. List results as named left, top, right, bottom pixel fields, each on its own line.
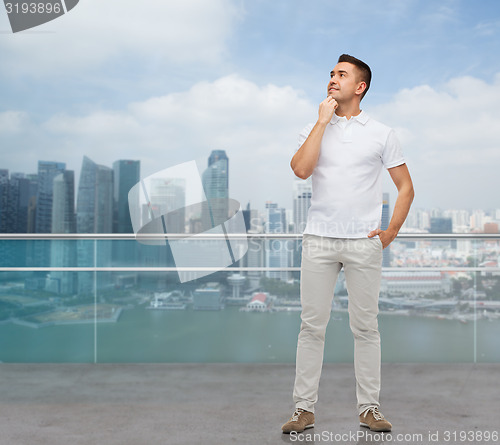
left=297, top=110, right=405, bottom=238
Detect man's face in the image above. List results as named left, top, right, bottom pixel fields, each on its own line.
left=327, top=62, right=364, bottom=102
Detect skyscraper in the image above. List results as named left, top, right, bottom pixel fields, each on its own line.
left=35, top=161, right=66, bottom=233
left=0, top=170, right=16, bottom=270
left=51, top=171, right=76, bottom=234
left=49, top=171, right=77, bottom=294
left=430, top=216, right=454, bottom=249
left=31, top=161, right=66, bottom=269
left=149, top=177, right=186, bottom=233
left=0, top=172, right=39, bottom=269
left=76, top=156, right=113, bottom=294
left=265, top=201, right=288, bottom=281
left=292, top=177, right=312, bottom=234
left=0, top=170, right=9, bottom=233
left=26, top=174, right=38, bottom=233
left=112, top=160, right=140, bottom=267
left=381, top=193, right=391, bottom=267
left=202, top=150, right=229, bottom=228
left=113, top=160, right=140, bottom=233
left=77, top=156, right=113, bottom=234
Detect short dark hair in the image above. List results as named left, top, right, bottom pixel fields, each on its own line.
left=338, top=54, right=371, bottom=100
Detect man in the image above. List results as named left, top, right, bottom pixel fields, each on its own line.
left=282, top=54, right=414, bottom=434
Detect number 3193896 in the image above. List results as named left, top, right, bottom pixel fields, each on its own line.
left=5, top=3, right=62, bottom=14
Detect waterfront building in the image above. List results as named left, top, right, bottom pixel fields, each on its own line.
left=246, top=292, right=270, bottom=312
left=193, top=282, right=223, bottom=310
left=380, top=271, right=452, bottom=296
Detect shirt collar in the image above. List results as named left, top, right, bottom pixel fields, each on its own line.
left=330, top=110, right=369, bottom=126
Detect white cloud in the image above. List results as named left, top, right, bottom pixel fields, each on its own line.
left=21, top=75, right=316, bottom=209
left=371, top=73, right=500, bottom=208
left=371, top=74, right=500, bottom=165
left=0, top=0, right=241, bottom=75
left=0, top=111, right=28, bottom=133
left=5, top=72, right=500, bottom=210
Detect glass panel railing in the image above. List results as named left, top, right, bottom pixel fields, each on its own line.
left=1, top=234, right=499, bottom=363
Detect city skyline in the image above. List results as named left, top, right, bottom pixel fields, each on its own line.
left=2, top=153, right=500, bottom=236
left=1, top=1, right=500, bottom=211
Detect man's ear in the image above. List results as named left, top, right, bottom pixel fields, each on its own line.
left=356, top=81, right=367, bottom=97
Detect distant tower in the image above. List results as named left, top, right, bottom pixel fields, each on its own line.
left=26, top=174, right=38, bottom=233
left=227, top=273, right=246, bottom=299
left=77, top=156, right=113, bottom=234
left=113, top=160, right=140, bottom=233
left=149, top=177, right=186, bottom=234
left=430, top=217, right=453, bottom=233
left=35, top=161, right=66, bottom=233
left=52, top=171, right=76, bottom=234
left=49, top=171, right=77, bottom=294
left=430, top=216, right=454, bottom=249
left=381, top=193, right=391, bottom=267
left=76, top=156, right=113, bottom=294
left=112, top=160, right=140, bottom=267
left=202, top=150, right=229, bottom=228
left=292, top=177, right=312, bottom=234
left=265, top=202, right=288, bottom=281
left=0, top=170, right=9, bottom=233
left=34, top=161, right=65, bottom=269
left=3, top=173, right=31, bottom=233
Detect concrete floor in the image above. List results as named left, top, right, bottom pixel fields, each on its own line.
left=0, top=363, right=498, bottom=445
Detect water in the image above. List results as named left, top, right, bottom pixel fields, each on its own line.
left=0, top=307, right=498, bottom=363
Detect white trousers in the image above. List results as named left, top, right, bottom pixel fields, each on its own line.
left=293, top=234, right=383, bottom=415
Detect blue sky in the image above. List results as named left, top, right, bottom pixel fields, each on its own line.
left=1, top=0, right=500, bottom=214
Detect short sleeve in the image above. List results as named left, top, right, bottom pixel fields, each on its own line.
left=295, top=123, right=315, bottom=154
left=382, top=129, right=405, bottom=169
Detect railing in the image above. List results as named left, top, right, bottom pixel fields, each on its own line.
left=1, top=233, right=499, bottom=272
left=0, top=233, right=499, bottom=363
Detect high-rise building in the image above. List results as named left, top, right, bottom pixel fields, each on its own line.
left=0, top=170, right=9, bottom=233
left=51, top=171, right=76, bottom=234
left=35, top=161, right=66, bottom=233
left=149, top=177, right=186, bottom=233
left=430, top=217, right=452, bottom=234
left=2, top=173, right=28, bottom=233
left=292, top=178, right=312, bottom=276
left=381, top=193, right=391, bottom=267
left=443, top=209, right=470, bottom=233
left=202, top=150, right=229, bottom=228
left=32, top=162, right=65, bottom=269
left=292, top=177, right=312, bottom=234
left=430, top=217, right=454, bottom=249
left=113, top=160, right=140, bottom=233
left=112, top=160, right=140, bottom=268
left=0, top=170, right=17, bottom=271
left=0, top=172, right=39, bottom=269
left=265, top=202, right=288, bottom=281
left=76, top=156, right=114, bottom=294
left=48, top=171, right=77, bottom=294
left=25, top=174, right=38, bottom=233
left=77, top=156, right=113, bottom=234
